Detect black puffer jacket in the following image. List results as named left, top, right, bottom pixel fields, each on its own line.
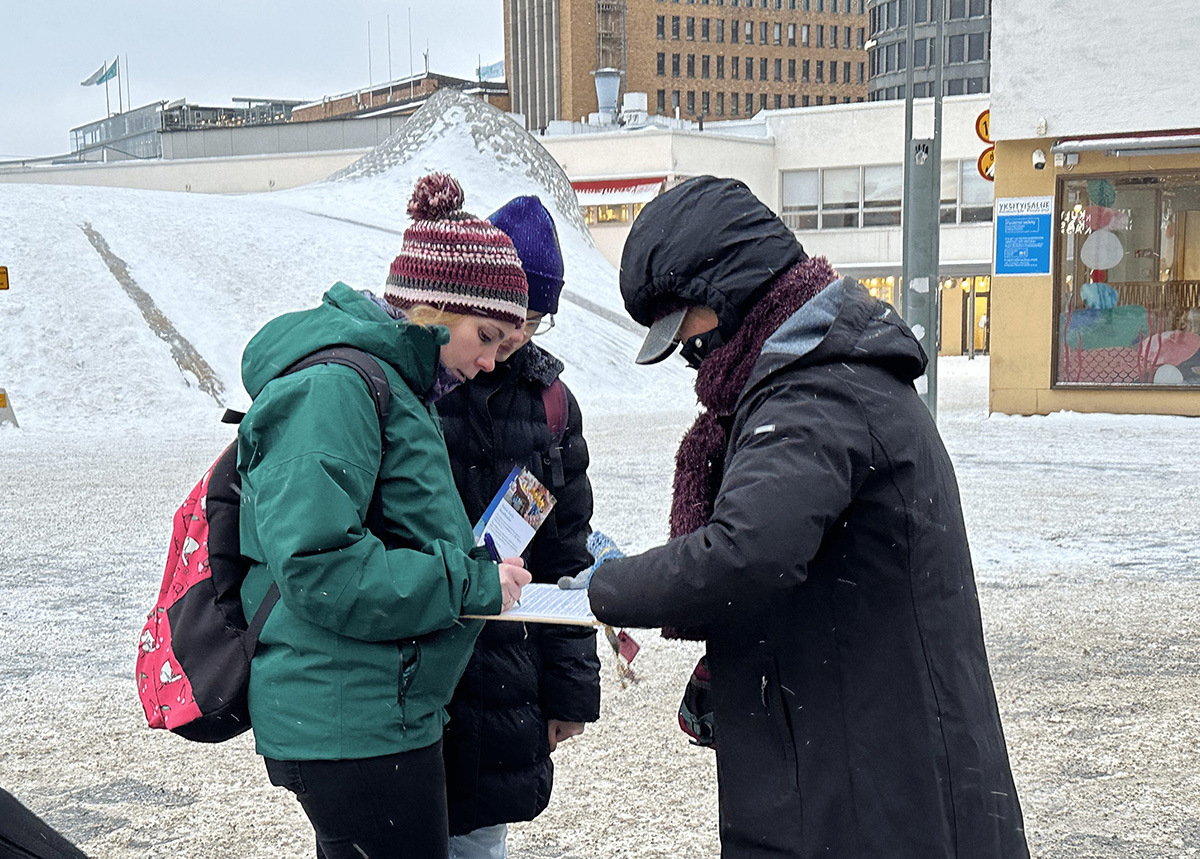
left=592, top=177, right=1029, bottom=859
left=438, top=342, right=601, bottom=836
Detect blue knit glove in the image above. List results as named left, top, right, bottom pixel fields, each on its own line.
left=558, top=530, right=626, bottom=589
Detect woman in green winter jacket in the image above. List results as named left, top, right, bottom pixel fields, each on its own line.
left=237, top=173, right=532, bottom=858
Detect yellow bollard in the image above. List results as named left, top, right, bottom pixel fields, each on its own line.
left=0, top=389, right=18, bottom=428
left=0, top=266, right=8, bottom=289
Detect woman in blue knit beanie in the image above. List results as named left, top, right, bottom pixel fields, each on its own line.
left=437, top=196, right=601, bottom=859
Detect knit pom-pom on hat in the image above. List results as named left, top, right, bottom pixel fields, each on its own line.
left=408, top=172, right=465, bottom=221
left=386, top=172, right=529, bottom=327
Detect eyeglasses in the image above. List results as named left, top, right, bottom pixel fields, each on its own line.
left=524, top=315, right=555, bottom=336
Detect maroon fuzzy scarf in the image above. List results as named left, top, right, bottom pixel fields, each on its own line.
left=663, top=255, right=837, bottom=640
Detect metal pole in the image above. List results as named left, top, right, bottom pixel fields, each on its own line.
left=900, top=0, right=942, bottom=420
left=967, top=279, right=977, bottom=360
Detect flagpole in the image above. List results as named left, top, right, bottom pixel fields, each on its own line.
left=105, top=74, right=111, bottom=117
left=125, top=54, right=131, bottom=109
left=117, top=57, right=123, bottom=113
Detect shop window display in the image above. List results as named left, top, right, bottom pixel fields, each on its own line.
left=1056, top=173, right=1200, bottom=387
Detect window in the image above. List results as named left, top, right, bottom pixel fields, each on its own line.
left=803, top=95, right=810, bottom=105
left=760, top=93, right=768, bottom=110
left=885, top=42, right=895, bottom=72
left=844, top=27, right=851, bottom=47
left=816, top=60, right=824, bottom=82
left=1053, top=172, right=1200, bottom=388
left=857, top=61, right=864, bottom=83
left=657, top=89, right=666, bottom=112
left=816, top=95, right=824, bottom=104
left=863, top=165, right=902, bottom=226
left=672, top=90, right=681, bottom=109
left=817, top=0, right=824, bottom=9
left=788, top=23, right=796, bottom=45
left=774, top=22, right=782, bottom=44
left=913, top=38, right=927, bottom=67
left=687, top=90, right=696, bottom=113
left=831, top=26, right=838, bottom=47
left=672, top=16, right=681, bottom=38
left=746, top=56, right=754, bottom=79
left=831, top=0, right=838, bottom=10
left=947, top=34, right=965, bottom=64
left=788, top=58, right=796, bottom=80
left=946, top=77, right=965, bottom=95
left=717, top=18, right=725, bottom=40
left=949, top=0, right=966, bottom=18
left=829, top=61, right=837, bottom=83
left=968, top=31, right=986, bottom=62
left=788, top=94, right=796, bottom=106
left=687, top=16, right=695, bottom=38
left=761, top=57, right=768, bottom=79
left=717, top=55, right=725, bottom=77
left=672, top=53, right=681, bottom=76
left=745, top=20, right=753, bottom=41
left=703, top=91, right=711, bottom=113
left=775, top=94, right=782, bottom=108
left=817, top=25, right=824, bottom=47
left=823, top=167, right=859, bottom=227
left=717, top=91, right=726, bottom=114
left=702, top=17, right=711, bottom=39
left=897, top=40, right=906, bottom=71
left=801, top=24, right=809, bottom=46
left=967, top=76, right=986, bottom=93
left=969, top=0, right=985, bottom=15
left=688, top=54, right=696, bottom=76
left=802, top=59, right=810, bottom=81
left=731, top=91, right=740, bottom=114
left=657, top=15, right=666, bottom=38
left=657, top=52, right=666, bottom=75
left=760, top=21, right=769, bottom=44
left=732, top=18, right=739, bottom=42
left=745, top=92, right=754, bottom=113
left=843, top=61, right=851, bottom=83
left=702, top=54, right=711, bottom=77
left=732, top=55, right=741, bottom=78
left=774, top=58, right=782, bottom=80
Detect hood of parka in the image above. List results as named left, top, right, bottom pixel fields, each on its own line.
left=745, top=276, right=928, bottom=398
left=619, top=176, right=808, bottom=343
left=241, top=281, right=448, bottom=400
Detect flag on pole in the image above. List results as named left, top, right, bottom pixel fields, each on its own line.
left=97, top=58, right=119, bottom=85
left=478, top=60, right=505, bottom=81
left=81, top=58, right=119, bottom=86
left=81, top=62, right=108, bottom=86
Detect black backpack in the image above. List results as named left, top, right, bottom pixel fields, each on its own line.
left=136, top=347, right=391, bottom=743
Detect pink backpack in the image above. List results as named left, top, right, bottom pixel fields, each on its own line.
left=136, top=348, right=391, bottom=742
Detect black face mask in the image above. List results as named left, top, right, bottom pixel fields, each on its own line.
left=679, top=328, right=725, bottom=369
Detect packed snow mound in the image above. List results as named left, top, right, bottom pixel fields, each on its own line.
left=323, top=87, right=589, bottom=242
left=0, top=93, right=694, bottom=435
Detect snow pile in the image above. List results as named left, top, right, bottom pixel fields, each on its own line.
left=0, top=90, right=691, bottom=435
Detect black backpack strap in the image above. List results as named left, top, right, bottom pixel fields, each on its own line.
left=242, top=347, right=392, bottom=655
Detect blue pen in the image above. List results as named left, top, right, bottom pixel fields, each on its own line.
left=483, top=532, right=501, bottom=562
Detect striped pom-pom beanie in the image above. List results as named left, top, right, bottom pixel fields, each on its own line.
left=385, top=173, right=528, bottom=327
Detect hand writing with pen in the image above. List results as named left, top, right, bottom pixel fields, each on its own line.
left=484, top=533, right=530, bottom=613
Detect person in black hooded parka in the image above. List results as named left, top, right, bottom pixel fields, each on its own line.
left=587, top=176, right=1029, bottom=859
left=439, top=196, right=601, bottom=858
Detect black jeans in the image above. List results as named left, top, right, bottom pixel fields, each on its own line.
left=265, top=740, right=449, bottom=859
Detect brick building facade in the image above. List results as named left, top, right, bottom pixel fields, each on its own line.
left=506, top=0, right=869, bottom=129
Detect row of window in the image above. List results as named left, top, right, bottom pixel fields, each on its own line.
left=869, top=32, right=988, bottom=76
left=658, top=52, right=865, bottom=84
left=659, top=0, right=866, bottom=12
left=868, top=76, right=988, bottom=98
left=656, top=89, right=863, bottom=115
left=869, top=0, right=989, bottom=36
left=657, top=15, right=866, bottom=48
left=780, top=161, right=992, bottom=230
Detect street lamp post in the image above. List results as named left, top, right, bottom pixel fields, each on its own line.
left=901, top=0, right=944, bottom=419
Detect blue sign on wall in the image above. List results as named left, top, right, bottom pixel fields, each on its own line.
left=995, top=196, right=1054, bottom=276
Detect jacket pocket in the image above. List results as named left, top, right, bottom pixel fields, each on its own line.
left=397, top=638, right=422, bottom=728
left=760, top=659, right=801, bottom=793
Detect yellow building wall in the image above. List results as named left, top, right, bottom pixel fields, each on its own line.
left=939, top=287, right=964, bottom=357
left=990, top=138, right=1200, bottom=416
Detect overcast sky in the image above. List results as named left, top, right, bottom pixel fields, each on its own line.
left=0, top=1, right=505, bottom=158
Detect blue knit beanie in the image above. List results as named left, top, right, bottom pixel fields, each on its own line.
left=488, top=196, right=565, bottom=315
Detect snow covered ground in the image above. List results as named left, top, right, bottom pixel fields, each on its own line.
left=1, top=91, right=1198, bottom=857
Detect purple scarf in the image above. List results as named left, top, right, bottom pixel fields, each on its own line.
left=663, top=256, right=837, bottom=640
